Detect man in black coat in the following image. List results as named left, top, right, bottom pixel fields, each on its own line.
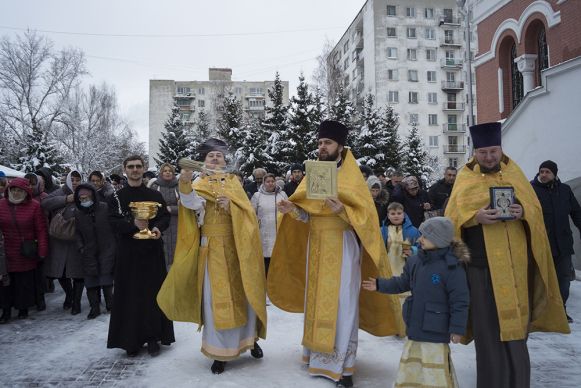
left=531, top=160, right=581, bottom=323
left=107, top=155, right=174, bottom=357
left=244, top=168, right=266, bottom=199
left=283, top=163, right=303, bottom=197
left=428, top=167, right=457, bottom=210
left=390, top=175, right=432, bottom=228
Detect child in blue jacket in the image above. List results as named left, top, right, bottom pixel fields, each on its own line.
left=363, top=216, right=470, bottom=387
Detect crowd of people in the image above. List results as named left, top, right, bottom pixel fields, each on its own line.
left=0, top=119, right=579, bottom=388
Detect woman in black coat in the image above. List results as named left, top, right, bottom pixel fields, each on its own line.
left=74, top=184, right=116, bottom=319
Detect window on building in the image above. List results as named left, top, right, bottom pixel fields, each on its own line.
left=407, top=27, right=417, bottom=39
left=407, top=49, right=417, bottom=61
left=446, top=72, right=455, bottom=82
left=409, top=92, right=418, bottom=104
left=425, top=28, right=436, bottom=40
left=387, top=5, right=396, bottom=16
left=181, top=113, right=191, bottom=121
left=406, top=7, right=416, bottom=17
left=388, top=69, right=399, bottom=81
left=388, top=90, right=399, bottom=103
left=408, top=70, right=418, bottom=82
left=387, top=27, right=397, bottom=38
left=426, top=48, right=436, bottom=61
left=176, top=87, right=191, bottom=95
left=344, top=40, right=349, bottom=52
left=428, top=114, right=438, bottom=125
left=352, top=50, right=358, bottom=62
left=449, top=158, right=459, bottom=168
left=176, top=98, right=191, bottom=107
left=427, top=71, right=437, bottom=82
left=197, top=87, right=205, bottom=95
left=409, top=113, right=419, bottom=124
left=344, top=58, right=349, bottom=71
left=443, top=9, right=454, bottom=24
left=537, top=27, right=548, bottom=86
left=387, top=47, right=398, bottom=59
left=249, top=87, right=264, bottom=96
left=444, top=30, right=454, bottom=44
left=198, top=100, right=205, bottom=108
left=429, top=135, right=439, bottom=147
left=428, top=92, right=438, bottom=104
left=511, top=44, right=524, bottom=108
left=425, top=8, right=435, bottom=19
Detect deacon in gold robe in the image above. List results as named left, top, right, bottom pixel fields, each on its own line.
left=445, top=122, right=570, bottom=388
left=156, top=138, right=267, bottom=375
left=270, top=120, right=401, bottom=388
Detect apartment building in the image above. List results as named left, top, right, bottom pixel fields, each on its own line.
left=329, top=0, right=477, bottom=168
left=148, top=68, right=289, bottom=166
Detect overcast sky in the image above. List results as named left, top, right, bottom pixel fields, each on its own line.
left=0, top=0, right=366, bottom=146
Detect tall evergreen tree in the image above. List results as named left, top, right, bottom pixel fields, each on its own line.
left=308, top=87, right=327, bottom=159
left=382, top=105, right=403, bottom=171
left=284, top=73, right=316, bottom=166
left=237, top=117, right=272, bottom=175
left=217, top=92, right=245, bottom=153
left=188, top=109, right=211, bottom=161
left=328, top=86, right=358, bottom=151
left=155, top=103, right=190, bottom=171
left=356, top=94, right=383, bottom=169
left=403, top=122, right=431, bottom=185
left=261, top=72, right=288, bottom=174
left=15, top=120, right=63, bottom=173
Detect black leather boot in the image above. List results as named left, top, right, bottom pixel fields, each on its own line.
left=336, top=375, right=353, bottom=387
left=86, top=287, right=101, bottom=319
left=71, top=280, right=84, bottom=315
left=147, top=341, right=160, bottom=357
left=250, top=342, right=264, bottom=359
left=211, top=360, right=226, bottom=374
left=59, top=278, right=73, bottom=309
left=0, top=308, right=10, bottom=324
left=102, top=286, right=113, bottom=312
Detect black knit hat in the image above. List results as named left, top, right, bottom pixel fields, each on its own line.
left=469, top=122, right=502, bottom=149
left=539, top=160, right=558, bottom=176
left=290, top=163, right=304, bottom=172
left=318, top=120, right=349, bottom=146
left=197, top=138, right=228, bottom=161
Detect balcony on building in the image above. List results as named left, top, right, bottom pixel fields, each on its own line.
left=443, top=101, right=465, bottom=111
left=440, top=37, right=462, bottom=47
left=443, top=144, right=467, bottom=154
left=438, top=13, right=461, bottom=26
left=356, top=55, right=364, bottom=69
left=245, top=91, right=265, bottom=99
left=442, top=123, right=467, bottom=133
left=440, top=58, right=464, bottom=68
left=175, top=98, right=193, bottom=110
left=441, top=81, right=464, bottom=90
left=355, top=28, right=364, bottom=52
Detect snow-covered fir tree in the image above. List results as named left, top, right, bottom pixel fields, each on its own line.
left=237, top=117, right=273, bottom=175
left=308, top=87, right=327, bottom=159
left=261, top=72, right=288, bottom=174
left=283, top=73, right=316, bottom=167
left=188, top=110, right=211, bottom=160
left=155, top=103, right=190, bottom=170
left=403, top=122, right=431, bottom=185
left=381, top=105, right=403, bottom=171
left=328, top=86, right=358, bottom=150
left=217, top=92, right=245, bottom=154
left=356, top=94, right=385, bottom=169
left=15, top=120, right=63, bottom=173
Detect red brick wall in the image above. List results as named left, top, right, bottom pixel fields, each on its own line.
left=474, top=0, right=581, bottom=122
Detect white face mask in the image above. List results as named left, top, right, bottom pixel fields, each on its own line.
left=8, top=189, right=27, bottom=204
left=80, top=200, right=94, bottom=208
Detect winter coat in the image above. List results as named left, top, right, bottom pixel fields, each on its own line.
left=95, top=182, right=115, bottom=203
left=244, top=181, right=259, bottom=200
left=0, top=178, right=49, bottom=273
left=531, top=175, right=581, bottom=257
left=390, top=185, right=432, bottom=228
left=0, top=231, right=6, bottom=278
left=283, top=180, right=300, bottom=197
left=428, top=179, right=454, bottom=211
left=149, top=177, right=179, bottom=265
left=381, top=213, right=421, bottom=251
left=36, top=167, right=59, bottom=194
left=251, top=185, right=288, bottom=257
left=368, top=176, right=389, bottom=224
left=376, top=245, right=470, bottom=343
left=41, top=171, right=84, bottom=279
left=74, top=183, right=116, bottom=278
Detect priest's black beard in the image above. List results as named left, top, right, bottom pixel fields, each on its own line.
left=319, top=149, right=340, bottom=162
left=479, top=164, right=501, bottom=173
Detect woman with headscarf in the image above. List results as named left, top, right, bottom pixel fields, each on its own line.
left=148, top=163, right=179, bottom=268
left=74, top=184, right=116, bottom=319
left=251, top=173, right=288, bottom=276
left=0, top=178, right=49, bottom=323
left=41, top=170, right=85, bottom=315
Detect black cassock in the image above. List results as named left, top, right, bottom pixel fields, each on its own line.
left=107, top=184, right=175, bottom=352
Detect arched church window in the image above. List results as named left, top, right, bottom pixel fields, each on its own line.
left=511, top=43, right=524, bottom=108
left=537, top=27, right=548, bottom=86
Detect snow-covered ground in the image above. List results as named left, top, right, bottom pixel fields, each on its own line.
left=1, top=279, right=580, bottom=387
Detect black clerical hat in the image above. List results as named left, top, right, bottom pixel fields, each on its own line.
left=469, top=122, right=502, bottom=149
left=318, top=120, right=349, bottom=146
left=197, top=138, right=228, bottom=161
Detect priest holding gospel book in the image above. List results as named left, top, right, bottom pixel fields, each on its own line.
left=445, top=122, right=570, bottom=388
left=269, top=120, right=400, bottom=388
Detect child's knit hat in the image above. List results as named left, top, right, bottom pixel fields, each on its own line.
left=419, top=217, right=454, bottom=248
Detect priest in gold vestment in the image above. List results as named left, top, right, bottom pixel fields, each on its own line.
left=269, top=121, right=401, bottom=388
left=445, top=122, right=569, bottom=388
left=157, top=138, right=267, bottom=375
